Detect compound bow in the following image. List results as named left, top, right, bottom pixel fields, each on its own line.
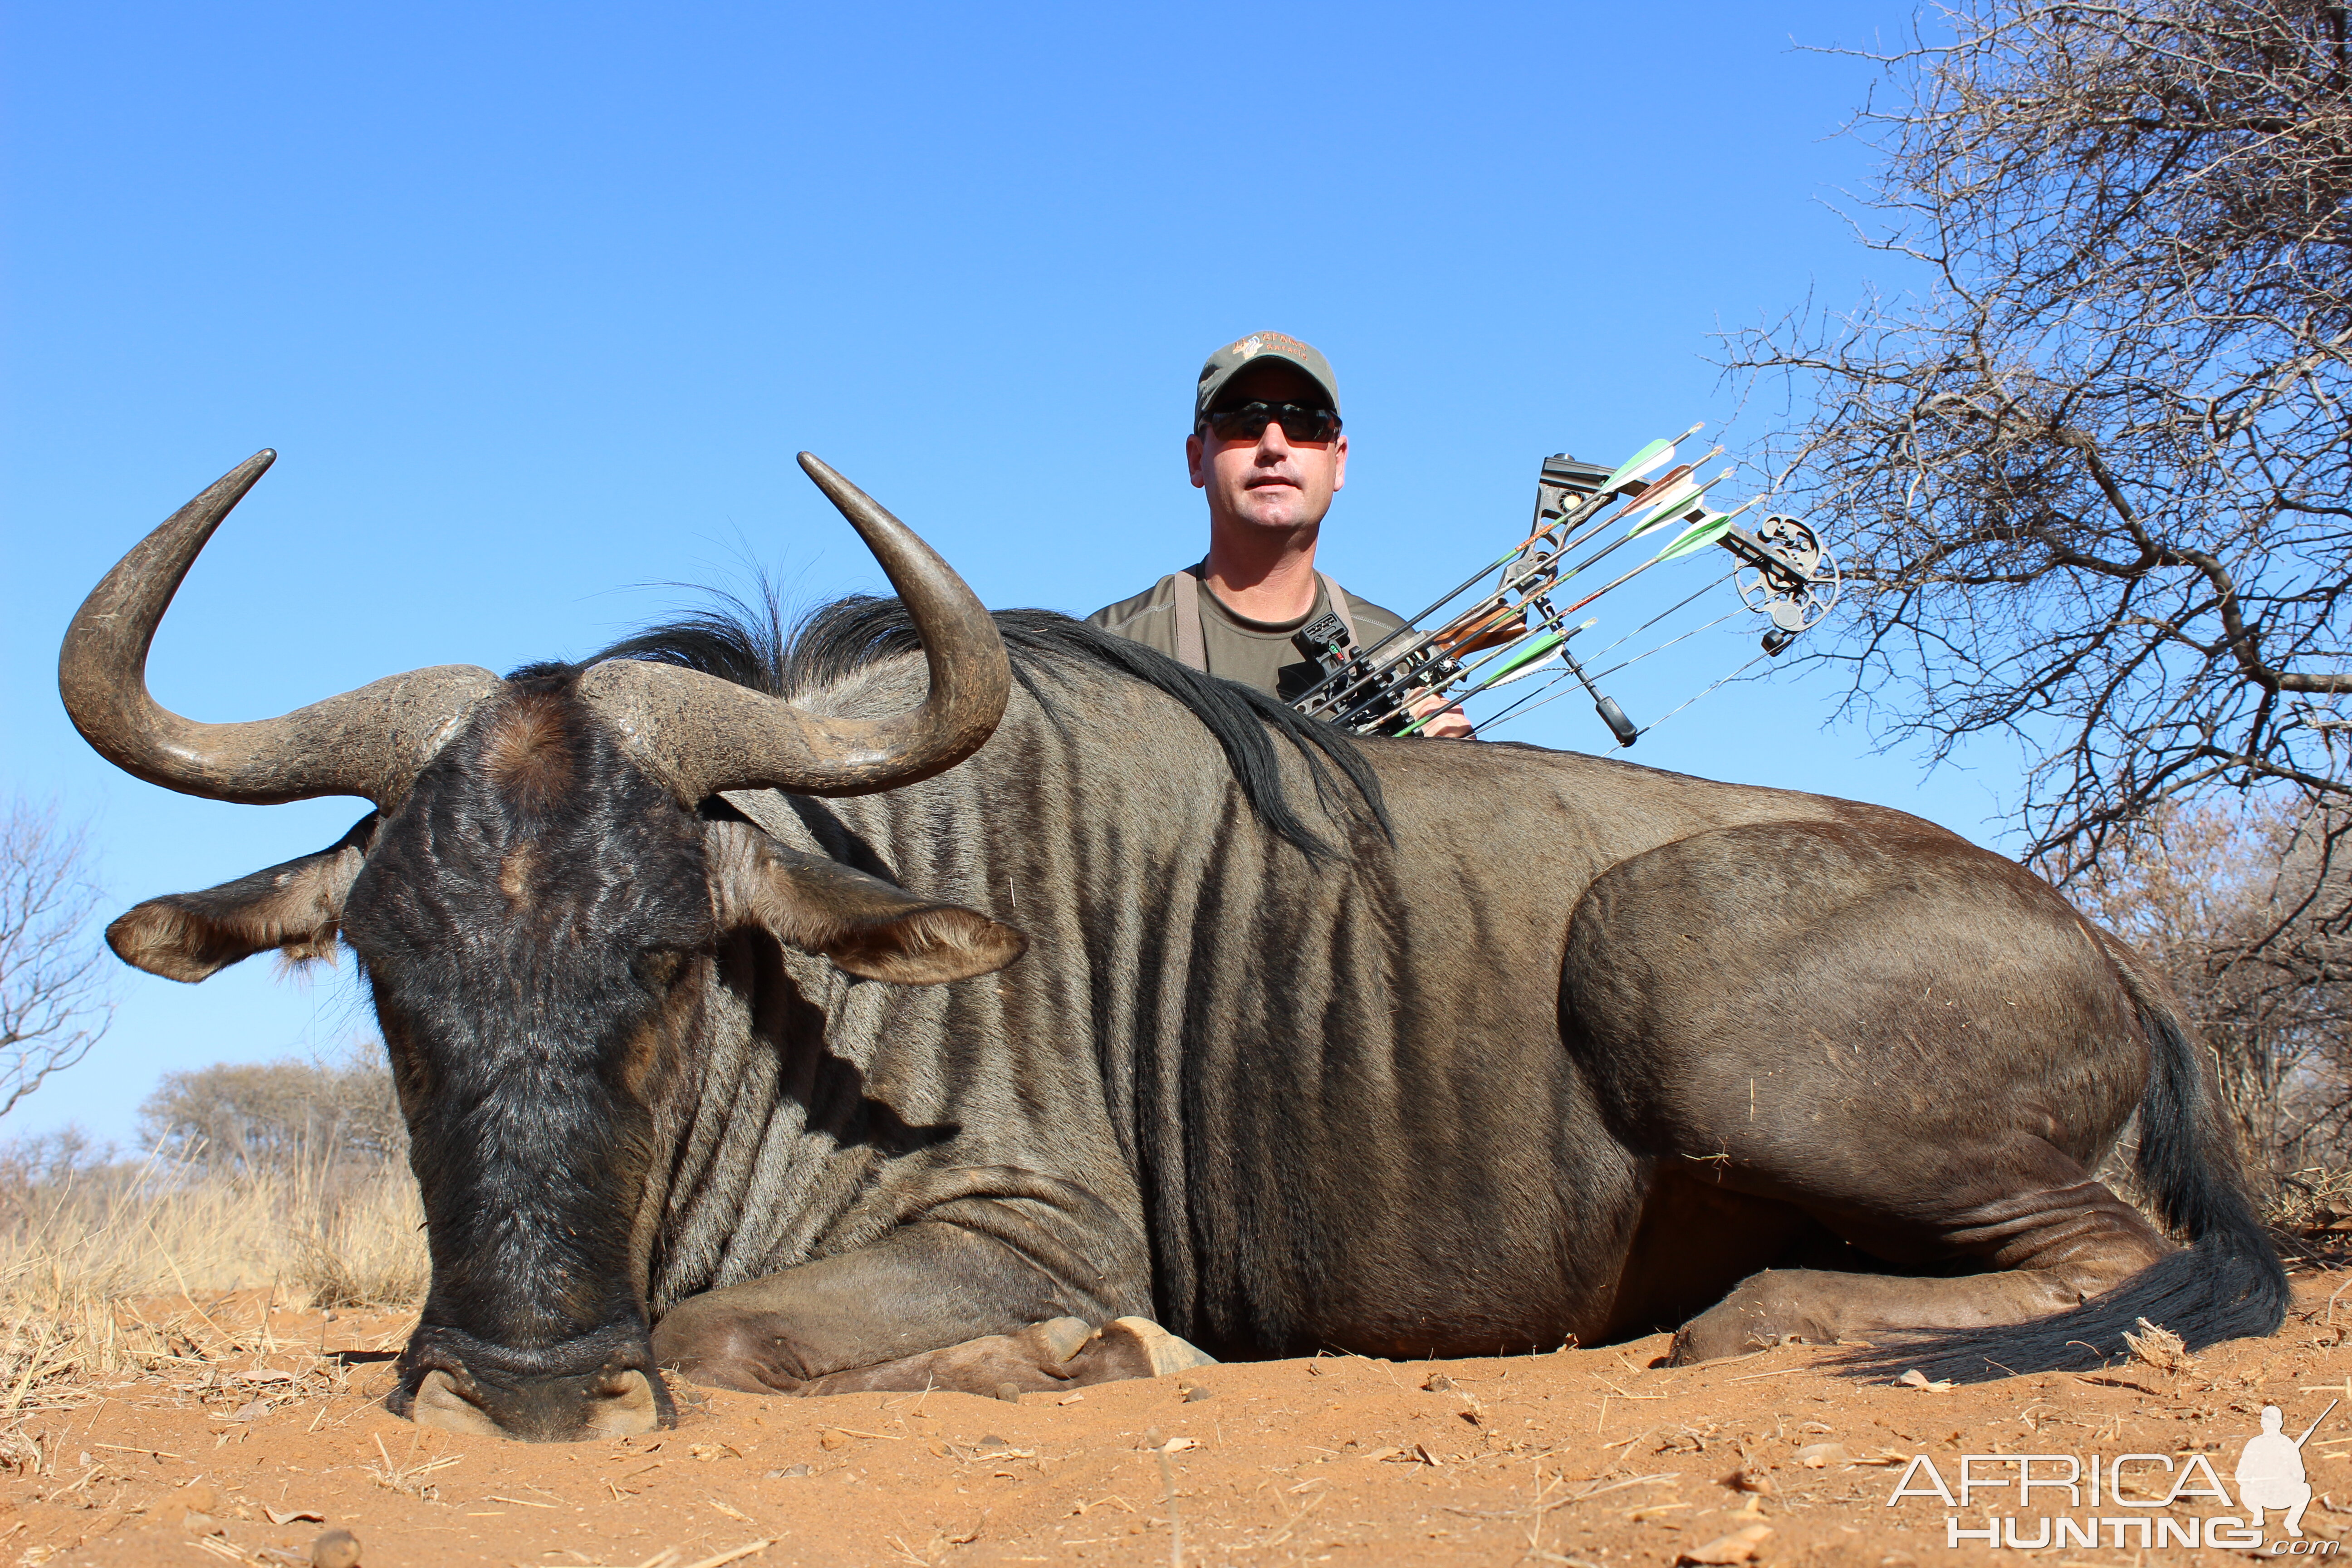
left=1286, top=426, right=1839, bottom=747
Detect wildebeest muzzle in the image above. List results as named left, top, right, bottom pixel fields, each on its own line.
left=391, top=1321, right=672, bottom=1441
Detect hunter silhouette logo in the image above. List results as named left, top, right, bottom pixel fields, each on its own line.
left=1885, top=1397, right=2341, bottom=1551
left=2239, top=1401, right=2332, bottom=1539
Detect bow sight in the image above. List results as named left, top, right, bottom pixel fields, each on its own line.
left=1287, top=427, right=1840, bottom=746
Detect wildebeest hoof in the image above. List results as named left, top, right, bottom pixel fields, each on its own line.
left=1094, top=1316, right=1216, bottom=1377
left=1033, top=1315, right=1094, bottom=1364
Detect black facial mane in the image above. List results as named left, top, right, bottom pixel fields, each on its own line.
left=527, top=594, right=1387, bottom=859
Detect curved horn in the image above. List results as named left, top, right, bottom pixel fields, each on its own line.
left=580, top=453, right=1010, bottom=801
left=59, top=451, right=502, bottom=808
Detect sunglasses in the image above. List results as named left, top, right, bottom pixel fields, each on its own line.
left=1202, top=401, right=1342, bottom=444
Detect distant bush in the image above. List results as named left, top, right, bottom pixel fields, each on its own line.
left=138, top=1044, right=404, bottom=1176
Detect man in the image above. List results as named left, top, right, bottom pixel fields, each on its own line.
left=1088, top=332, right=1474, bottom=738
left=2235, top=1404, right=2316, bottom=1538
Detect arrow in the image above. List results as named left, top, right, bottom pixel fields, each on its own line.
left=1486, top=628, right=1568, bottom=684
left=1368, top=475, right=1754, bottom=736
left=1553, top=484, right=1755, bottom=619
left=1593, top=424, right=1703, bottom=496
left=1653, top=496, right=1764, bottom=561
left=1287, top=441, right=1666, bottom=720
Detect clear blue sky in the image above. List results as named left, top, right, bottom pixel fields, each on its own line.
left=2, top=1, right=2008, bottom=1143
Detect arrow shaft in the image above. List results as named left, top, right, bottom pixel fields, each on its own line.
left=1560, top=553, right=1668, bottom=617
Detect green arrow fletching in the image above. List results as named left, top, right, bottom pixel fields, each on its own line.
left=1626, top=476, right=1705, bottom=536
left=1629, top=466, right=1744, bottom=538
left=1491, top=630, right=1565, bottom=679
left=1654, top=513, right=1736, bottom=561
left=1485, top=652, right=1563, bottom=690
left=1597, top=438, right=1676, bottom=495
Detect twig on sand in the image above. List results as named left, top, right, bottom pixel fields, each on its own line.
left=1445, top=1470, right=1682, bottom=1522
left=367, top=1431, right=461, bottom=1494
left=1158, top=1442, right=1186, bottom=1566
left=1568, top=1471, right=1680, bottom=1503
left=1264, top=1491, right=1327, bottom=1548
left=1526, top=1462, right=1565, bottom=1555
left=365, top=1315, right=422, bottom=1352
left=679, top=1543, right=773, bottom=1568
left=579, top=1544, right=773, bottom=1568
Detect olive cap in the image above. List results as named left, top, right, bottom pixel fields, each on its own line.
left=1195, top=332, right=1340, bottom=427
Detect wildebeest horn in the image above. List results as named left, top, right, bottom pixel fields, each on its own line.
left=58, top=451, right=502, bottom=808
left=578, top=453, right=1010, bottom=801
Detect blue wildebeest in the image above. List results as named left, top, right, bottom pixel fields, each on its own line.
left=61, top=452, right=2285, bottom=1441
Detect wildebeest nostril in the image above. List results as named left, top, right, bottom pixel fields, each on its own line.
left=579, top=1369, right=663, bottom=1439
left=411, top=1368, right=502, bottom=1436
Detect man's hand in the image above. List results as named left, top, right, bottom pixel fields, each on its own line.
left=1406, top=692, right=1477, bottom=740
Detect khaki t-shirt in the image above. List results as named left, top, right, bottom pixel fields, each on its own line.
left=1086, top=568, right=1412, bottom=703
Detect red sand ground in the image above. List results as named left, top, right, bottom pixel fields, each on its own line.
left=13, top=1272, right=2349, bottom=1568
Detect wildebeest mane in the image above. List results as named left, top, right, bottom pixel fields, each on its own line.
left=578, top=593, right=1387, bottom=859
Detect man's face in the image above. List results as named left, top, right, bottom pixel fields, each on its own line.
left=1186, top=362, right=1348, bottom=534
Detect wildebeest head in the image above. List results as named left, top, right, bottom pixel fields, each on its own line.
left=59, top=451, right=1025, bottom=1441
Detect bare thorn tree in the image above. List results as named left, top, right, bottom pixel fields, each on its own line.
left=1726, top=0, right=2352, bottom=906
left=0, top=796, right=113, bottom=1119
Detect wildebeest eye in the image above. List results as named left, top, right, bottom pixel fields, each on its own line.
left=631, top=950, right=688, bottom=992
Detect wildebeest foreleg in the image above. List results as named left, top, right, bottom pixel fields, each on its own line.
left=649, top=1217, right=1207, bottom=1397
left=794, top=1315, right=1214, bottom=1397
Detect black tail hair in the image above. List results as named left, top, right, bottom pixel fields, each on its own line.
left=577, top=590, right=1387, bottom=861
left=1849, top=967, right=2289, bottom=1383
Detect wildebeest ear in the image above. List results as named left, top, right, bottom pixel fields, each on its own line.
left=706, top=822, right=1026, bottom=985
left=108, top=815, right=377, bottom=983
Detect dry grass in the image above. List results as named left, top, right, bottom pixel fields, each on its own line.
left=2271, top=1162, right=2352, bottom=1234
left=288, top=1161, right=430, bottom=1311
left=0, top=1152, right=426, bottom=1431
left=2094, top=1125, right=2352, bottom=1264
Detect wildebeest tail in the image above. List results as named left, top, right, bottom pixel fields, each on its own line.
left=1854, top=957, right=2288, bottom=1383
